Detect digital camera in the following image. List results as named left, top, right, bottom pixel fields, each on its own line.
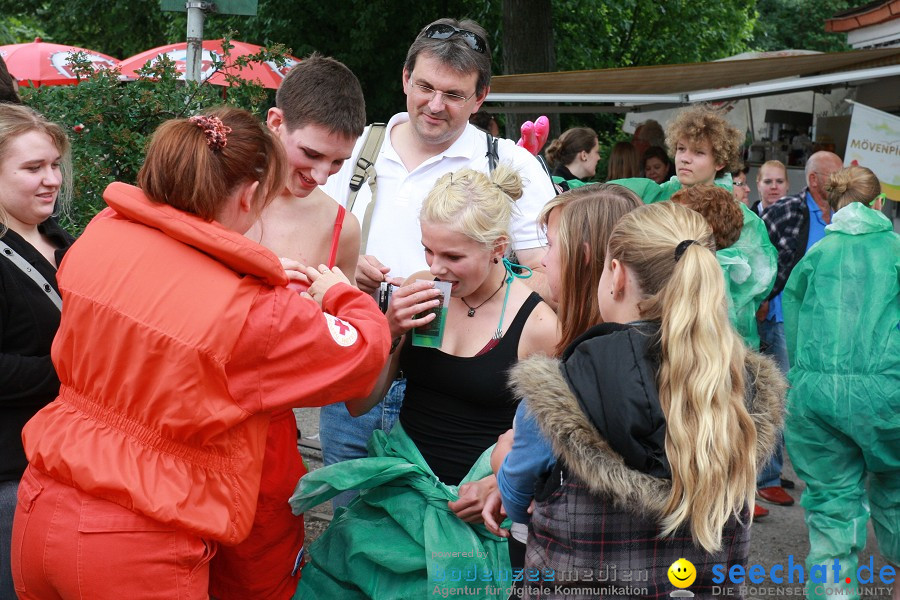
left=377, top=281, right=394, bottom=313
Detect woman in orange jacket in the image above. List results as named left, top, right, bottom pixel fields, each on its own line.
left=10, top=107, right=390, bottom=600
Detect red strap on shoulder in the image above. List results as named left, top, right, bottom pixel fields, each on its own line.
left=327, top=205, right=346, bottom=269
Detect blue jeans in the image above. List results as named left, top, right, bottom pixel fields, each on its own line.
left=757, top=318, right=789, bottom=374
left=757, top=319, right=789, bottom=487
left=758, top=432, right=785, bottom=488
left=319, top=378, right=405, bottom=508
left=1, top=479, right=18, bottom=600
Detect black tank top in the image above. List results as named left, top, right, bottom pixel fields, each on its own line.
left=399, top=292, right=543, bottom=485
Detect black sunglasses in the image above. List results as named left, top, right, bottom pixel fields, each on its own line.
left=422, top=24, right=487, bottom=54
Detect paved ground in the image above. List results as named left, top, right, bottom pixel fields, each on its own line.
left=294, top=407, right=894, bottom=599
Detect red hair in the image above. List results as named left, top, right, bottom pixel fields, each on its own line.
left=138, top=107, right=286, bottom=221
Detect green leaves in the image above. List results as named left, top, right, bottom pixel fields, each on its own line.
left=751, top=0, right=851, bottom=53
left=553, top=0, right=758, bottom=71
left=6, top=0, right=853, bottom=231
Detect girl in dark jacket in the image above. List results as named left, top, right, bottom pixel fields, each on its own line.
left=0, top=104, right=73, bottom=600
left=494, top=201, right=786, bottom=599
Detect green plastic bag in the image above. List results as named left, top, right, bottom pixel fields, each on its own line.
left=290, top=423, right=512, bottom=600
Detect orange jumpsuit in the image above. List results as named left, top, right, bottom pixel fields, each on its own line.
left=11, top=183, right=389, bottom=600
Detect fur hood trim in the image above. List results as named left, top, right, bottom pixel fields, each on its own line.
left=508, top=351, right=786, bottom=517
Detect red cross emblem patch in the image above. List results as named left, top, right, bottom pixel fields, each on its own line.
left=325, top=313, right=358, bottom=347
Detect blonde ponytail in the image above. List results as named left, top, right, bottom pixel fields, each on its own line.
left=607, top=202, right=757, bottom=552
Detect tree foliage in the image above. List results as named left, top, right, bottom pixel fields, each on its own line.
left=0, top=0, right=173, bottom=58
left=554, top=0, right=757, bottom=71
left=2, top=0, right=764, bottom=124
left=5, top=0, right=842, bottom=209
left=545, top=0, right=758, bottom=154
left=0, top=0, right=494, bottom=123
left=0, top=15, right=45, bottom=45
left=751, top=0, right=852, bottom=53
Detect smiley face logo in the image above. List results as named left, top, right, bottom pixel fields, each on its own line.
left=668, top=558, right=697, bottom=588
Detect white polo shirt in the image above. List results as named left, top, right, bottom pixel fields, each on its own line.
left=323, top=113, right=555, bottom=281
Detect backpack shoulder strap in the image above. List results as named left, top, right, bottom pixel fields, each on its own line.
left=485, top=131, right=499, bottom=173
left=347, top=123, right=387, bottom=213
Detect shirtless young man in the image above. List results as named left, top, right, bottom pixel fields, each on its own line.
left=209, top=54, right=368, bottom=600
left=248, top=54, right=365, bottom=279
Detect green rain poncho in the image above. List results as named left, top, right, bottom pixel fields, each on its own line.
left=782, top=202, right=900, bottom=600
left=551, top=175, right=590, bottom=190
left=289, top=424, right=511, bottom=600
left=612, top=174, right=776, bottom=348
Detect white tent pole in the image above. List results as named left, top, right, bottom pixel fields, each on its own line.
left=747, top=98, right=755, bottom=143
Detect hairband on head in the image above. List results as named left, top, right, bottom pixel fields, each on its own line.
left=189, top=115, right=232, bottom=151
left=674, top=239, right=696, bottom=262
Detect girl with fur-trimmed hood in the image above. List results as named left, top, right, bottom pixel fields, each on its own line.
left=491, top=202, right=786, bottom=599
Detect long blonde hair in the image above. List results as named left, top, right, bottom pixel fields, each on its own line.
left=539, top=183, right=641, bottom=354
left=606, top=201, right=757, bottom=552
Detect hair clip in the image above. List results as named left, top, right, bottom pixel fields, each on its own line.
left=189, top=115, right=232, bottom=151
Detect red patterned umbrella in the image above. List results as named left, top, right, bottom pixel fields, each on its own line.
left=118, top=39, right=300, bottom=89
left=0, top=37, right=119, bottom=87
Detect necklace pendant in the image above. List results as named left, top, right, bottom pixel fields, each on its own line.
left=467, top=308, right=476, bottom=317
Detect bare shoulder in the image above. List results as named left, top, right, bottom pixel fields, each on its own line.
left=335, top=208, right=361, bottom=279
left=306, top=187, right=339, bottom=215
left=519, top=299, right=560, bottom=359
left=260, top=189, right=332, bottom=225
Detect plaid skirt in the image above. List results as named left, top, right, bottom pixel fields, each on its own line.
left=523, top=474, right=750, bottom=600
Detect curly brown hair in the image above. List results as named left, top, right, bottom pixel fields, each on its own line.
left=670, top=185, right=743, bottom=250
left=665, top=106, right=742, bottom=177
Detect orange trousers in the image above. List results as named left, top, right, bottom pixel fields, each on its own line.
left=12, top=466, right=216, bottom=600
left=208, top=409, right=306, bottom=600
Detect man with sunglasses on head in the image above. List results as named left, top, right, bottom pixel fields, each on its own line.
left=321, top=17, right=556, bottom=506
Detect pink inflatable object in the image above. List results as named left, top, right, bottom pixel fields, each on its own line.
left=533, top=116, right=550, bottom=152
left=515, top=116, right=551, bottom=156
left=517, top=120, right=536, bottom=154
